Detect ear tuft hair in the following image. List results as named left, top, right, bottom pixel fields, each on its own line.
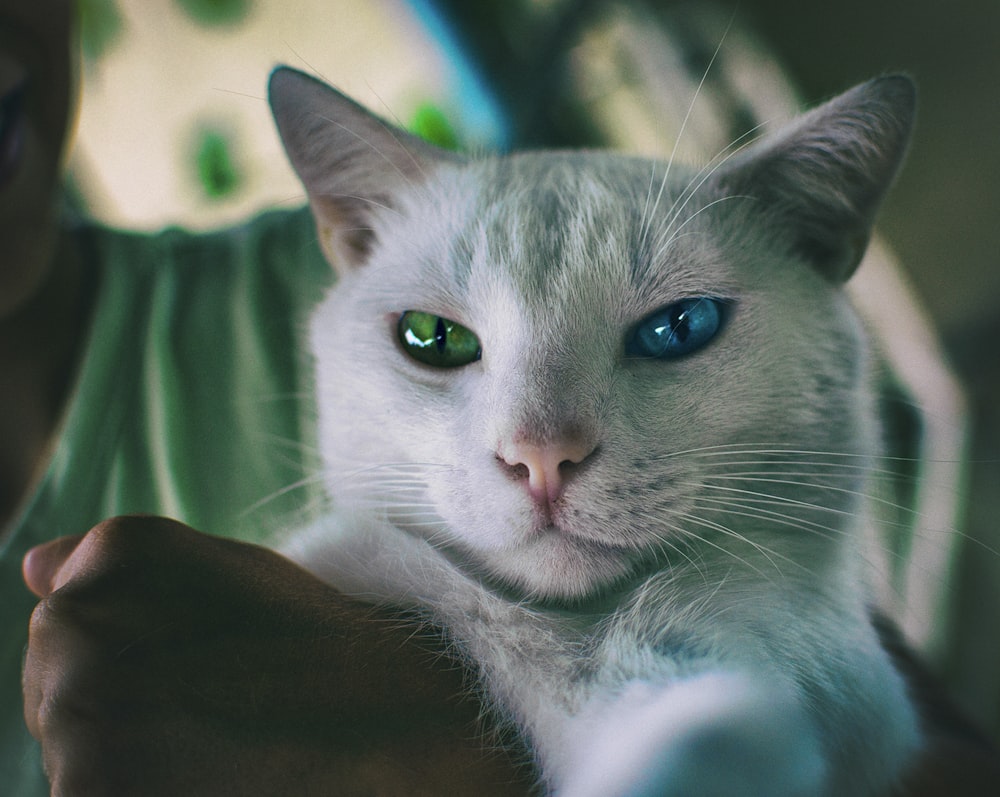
left=714, top=75, right=916, bottom=282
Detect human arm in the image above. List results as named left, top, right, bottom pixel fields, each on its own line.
left=22, top=515, right=534, bottom=797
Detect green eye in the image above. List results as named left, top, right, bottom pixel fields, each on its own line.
left=397, top=311, right=482, bottom=368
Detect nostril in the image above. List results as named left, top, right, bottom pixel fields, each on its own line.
left=497, top=454, right=530, bottom=481
left=559, top=443, right=598, bottom=472
left=558, top=457, right=580, bottom=479
left=496, top=441, right=598, bottom=504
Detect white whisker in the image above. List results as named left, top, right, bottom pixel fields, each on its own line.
left=240, top=472, right=328, bottom=518
left=315, top=113, right=424, bottom=191
left=651, top=125, right=764, bottom=261
left=638, top=10, right=735, bottom=251
left=641, top=502, right=794, bottom=579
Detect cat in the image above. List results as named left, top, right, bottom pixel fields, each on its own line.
left=269, top=66, right=921, bottom=796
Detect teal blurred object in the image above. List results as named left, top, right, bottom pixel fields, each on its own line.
left=405, top=0, right=510, bottom=150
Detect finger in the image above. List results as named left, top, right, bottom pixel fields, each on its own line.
left=22, top=535, right=85, bottom=597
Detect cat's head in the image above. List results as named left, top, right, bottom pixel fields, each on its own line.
left=270, top=69, right=915, bottom=602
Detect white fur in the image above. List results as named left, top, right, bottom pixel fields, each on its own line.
left=558, top=673, right=826, bottom=797
left=271, top=69, right=921, bottom=795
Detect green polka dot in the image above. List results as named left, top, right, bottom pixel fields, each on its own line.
left=409, top=102, right=460, bottom=151
left=174, top=0, right=253, bottom=28
left=192, top=125, right=242, bottom=200
left=77, top=0, right=123, bottom=62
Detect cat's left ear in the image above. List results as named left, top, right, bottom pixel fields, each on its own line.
left=269, top=67, right=462, bottom=272
left=713, top=75, right=916, bottom=282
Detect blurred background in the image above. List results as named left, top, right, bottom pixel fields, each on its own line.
left=68, top=0, right=999, bottom=741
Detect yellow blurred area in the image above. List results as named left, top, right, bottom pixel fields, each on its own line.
left=70, top=0, right=449, bottom=230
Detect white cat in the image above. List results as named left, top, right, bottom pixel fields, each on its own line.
left=270, top=67, right=921, bottom=796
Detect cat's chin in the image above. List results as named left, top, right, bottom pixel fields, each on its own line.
left=477, top=530, right=638, bottom=603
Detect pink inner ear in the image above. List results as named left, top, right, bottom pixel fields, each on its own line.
left=311, top=195, right=378, bottom=272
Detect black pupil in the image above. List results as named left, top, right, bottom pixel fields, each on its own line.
left=672, top=308, right=690, bottom=343
left=434, top=317, right=448, bottom=353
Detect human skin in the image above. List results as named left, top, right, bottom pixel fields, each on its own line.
left=0, top=0, right=74, bottom=317
left=22, top=517, right=533, bottom=796
left=0, top=0, right=91, bottom=529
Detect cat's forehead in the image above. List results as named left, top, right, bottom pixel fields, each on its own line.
left=407, top=151, right=729, bottom=310
left=469, top=151, right=662, bottom=242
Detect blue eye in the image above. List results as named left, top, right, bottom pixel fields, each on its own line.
left=627, top=298, right=727, bottom=359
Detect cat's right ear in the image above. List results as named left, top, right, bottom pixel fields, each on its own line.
left=710, top=75, right=916, bottom=283
left=269, top=67, right=461, bottom=272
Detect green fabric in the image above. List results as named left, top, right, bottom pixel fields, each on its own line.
left=0, top=206, right=331, bottom=796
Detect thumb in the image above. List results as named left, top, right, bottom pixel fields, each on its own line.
left=22, top=535, right=85, bottom=597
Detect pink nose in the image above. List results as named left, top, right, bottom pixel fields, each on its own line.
left=499, top=438, right=595, bottom=504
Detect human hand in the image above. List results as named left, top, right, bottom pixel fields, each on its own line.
left=23, top=516, right=533, bottom=796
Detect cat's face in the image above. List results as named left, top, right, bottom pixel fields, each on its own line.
left=271, top=70, right=915, bottom=601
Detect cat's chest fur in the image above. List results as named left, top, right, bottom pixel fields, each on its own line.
left=271, top=69, right=921, bottom=796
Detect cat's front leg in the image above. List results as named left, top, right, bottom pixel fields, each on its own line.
left=555, top=671, right=825, bottom=797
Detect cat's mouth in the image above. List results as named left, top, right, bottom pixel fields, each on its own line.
left=530, top=509, right=619, bottom=549
left=502, top=531, right=641, bottom=603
